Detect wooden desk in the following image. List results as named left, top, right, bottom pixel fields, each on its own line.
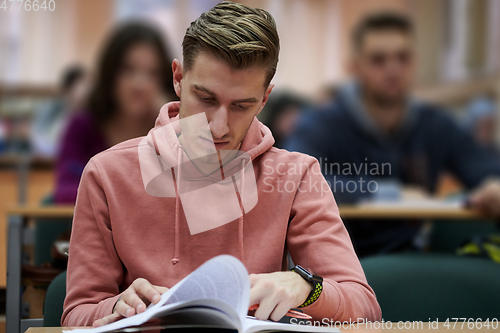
left=5, top=203, right=491, bottom=221
left=24, top=322, right=498, bottom=333
left=338, top=205, right=490, bottom=220
left=6, top=205, right=75, bottom=218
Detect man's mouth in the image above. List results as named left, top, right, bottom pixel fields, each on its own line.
left=213, top=141, right=229, bottom=150
left=198, top=136, right=229, bottom=150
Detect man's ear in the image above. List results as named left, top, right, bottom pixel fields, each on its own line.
left=172, top=59, right=183, bottom=98
left=256, top=84, right=274, bottom=116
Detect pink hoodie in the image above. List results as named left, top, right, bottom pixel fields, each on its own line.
left=62, top=102, right=381, bottom=326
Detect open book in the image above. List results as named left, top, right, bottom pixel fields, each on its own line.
left=65, top=255, right=339, bottom=333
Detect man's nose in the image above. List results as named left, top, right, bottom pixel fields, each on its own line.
left=209, top=106, right=229, bottom=139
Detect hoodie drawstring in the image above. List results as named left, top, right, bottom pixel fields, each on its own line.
left=152, top=131, right=181, bottom=265
left=151, top=131, right=179, bottom=265
left=171, top=146, right=183, bottom=265
left=154, top=133, right=246, bottom=265
left=232, top=158, right=246, bottom=261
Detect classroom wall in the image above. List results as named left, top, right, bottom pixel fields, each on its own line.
left=3, top=0, right=499, bottom=96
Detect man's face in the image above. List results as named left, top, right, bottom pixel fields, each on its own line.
left=351, top=30, right=415, bottom=107
left=172, top=52, right=273, bottom=166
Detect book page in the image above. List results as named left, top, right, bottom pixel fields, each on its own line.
left=64, top=255, right=249, bottom=333
left=161, top=254, right=250, bottom=320
left=109, top=306, right=239, bottom=332
left=64, top=301, right=218, bottom=333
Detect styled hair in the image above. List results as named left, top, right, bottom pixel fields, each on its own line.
left=182, top=1, right=280, bottom=87
left=88, top=21, right=177, bottom=125
left=352, top=12, right=414, bottom=49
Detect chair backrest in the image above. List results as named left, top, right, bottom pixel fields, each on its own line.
left=35, top=194, right=72, bottom=266
left=361, top=253, right=500, bottom=321
left=43, top=271, right=67, bottom=327
left=430, top=220, right=498, bottom=253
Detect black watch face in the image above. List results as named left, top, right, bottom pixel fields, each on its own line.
left=312, top=275, right=323, bottom=283
left=295, top=265, right=313, bottom=280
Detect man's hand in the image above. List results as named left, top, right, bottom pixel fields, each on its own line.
left=468, top=178, right=500, bottom=217
left=249, top=271, right=312, bottom=322
left=93, top=278, right=169, bottom=327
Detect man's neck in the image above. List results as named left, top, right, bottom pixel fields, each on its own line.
left=362, top=92, right=406, bottom=135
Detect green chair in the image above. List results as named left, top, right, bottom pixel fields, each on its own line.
left=430, top=220, right=498, bottom=253
left=35, top=194, right=72, bottom=266
left=43, top=271, right=67, bottom=327
left=361, top=253, right=500, bottom=322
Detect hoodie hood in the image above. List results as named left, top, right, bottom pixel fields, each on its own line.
left=139, top=101, right=275, bottom=264
left=338, top=81, right=421, bottom=146
left=148, top=101, right=275, bottom=168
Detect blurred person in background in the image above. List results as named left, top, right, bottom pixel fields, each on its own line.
left=54, top=21, right=177, bottom=204
left=315, top=84, right=338, bottom=107
left=285, top=12, right=500, bottom=257
left=258, top=91, right=308, bottom=148
left=30, top=65, right=88, bottom=158
left=463, top=96, right=499, bottom=158
left=0, top=117, right=6, bottom=154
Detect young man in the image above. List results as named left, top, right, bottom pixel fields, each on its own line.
left=62, top=2, right=381, bottom=327
left=285, top=13, right=500, bottom=257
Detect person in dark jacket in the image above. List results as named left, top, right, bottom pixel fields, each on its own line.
left=285, top=12, right=500, bottom=257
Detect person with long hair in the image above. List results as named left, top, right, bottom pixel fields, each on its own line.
left=54, top=21, right=177, bottom=204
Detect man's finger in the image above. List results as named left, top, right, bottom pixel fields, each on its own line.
left=249, top=274, right=259, bottom=287
left=122, top=291, right=149, bottom=313
left=93, top=313, right=122, bottom=327
left=153, top=285, right=169, bottom=297
left=115, top=296, right=139, bottom=317
left=253, top=296, right=278, bottom=321
left=153, top=285, right=169, bottom=294
left=269, top=301, right=291, bottom=322
left=134, top=278, right=162, bottom=304
left=249, top=284, right=269, bottom=307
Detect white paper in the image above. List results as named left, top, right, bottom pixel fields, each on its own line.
left=64, top=255, right=249, bottom=333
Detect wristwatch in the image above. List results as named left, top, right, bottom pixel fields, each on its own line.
left=291, top=265, right=323, bottom=308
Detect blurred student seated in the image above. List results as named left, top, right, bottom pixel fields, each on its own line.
left=54, top=21, right=177, bottom=204
left=285, top=12, right=500, bottom=257
left=463, top=96, right=499, bottom=159
left=258, top=91, right=308, bottom=148
left=30, top=65, right=88, bottom=158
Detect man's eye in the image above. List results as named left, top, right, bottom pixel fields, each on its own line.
left=199, top=96, right=214, bottom=103
left=234, top=104, right=249, bottom=111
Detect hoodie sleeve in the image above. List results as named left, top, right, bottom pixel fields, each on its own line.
left=62, top=159, right=123, bottom=326
left=286, top=155, right=382, bottom=322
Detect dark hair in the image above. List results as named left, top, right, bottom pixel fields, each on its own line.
left=352, top=12, right=414, bottom=50
left=88, top=21, right=176, bottom=125
left=61, top=65, right=85, bottom=93
left=182, top=1, right=280, bottom=87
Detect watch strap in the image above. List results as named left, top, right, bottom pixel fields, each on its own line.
left=298, top=280, right=323, bottom=308
left=291, top=266, right=323, bottom=308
